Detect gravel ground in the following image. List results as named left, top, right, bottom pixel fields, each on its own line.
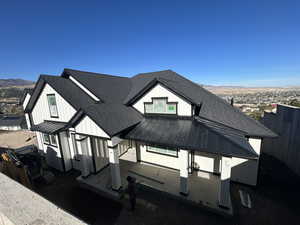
left=34, top=154, right=300, bottom=225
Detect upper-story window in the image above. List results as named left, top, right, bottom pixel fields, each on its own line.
left=47, top=94, right=58, bottom=118
left=144, top=97, right=177, bottom=115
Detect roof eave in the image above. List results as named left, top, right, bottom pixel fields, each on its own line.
left=125, top=78, right=197, bottom=106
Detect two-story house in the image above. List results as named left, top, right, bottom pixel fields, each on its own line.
left=23, top=69, right=277, bottom=215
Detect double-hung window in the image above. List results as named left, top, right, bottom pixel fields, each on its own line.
left=144, top=98, right=177, bottom=115
left=43, top=133, right=57, bottom=146
left=47, top=94, right=58, bottom=118
left=147, top=146, right=178, bottom=157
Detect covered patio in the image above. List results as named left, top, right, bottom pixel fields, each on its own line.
left=77, top=158, right=233, bottom=216
left=77, top=117, right=260, bottom=216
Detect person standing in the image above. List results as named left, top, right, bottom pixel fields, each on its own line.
left=127, top=176, right=136, bottom=211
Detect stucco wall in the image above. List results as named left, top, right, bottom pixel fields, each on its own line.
left=133, top=83, right=192, bottom=116
left=31, top=83, right=76, bottom=125
left=230, top=138, right=261, bottom=186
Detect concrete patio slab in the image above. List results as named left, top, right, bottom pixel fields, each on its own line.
left=77, top=159, right=233, bottom=216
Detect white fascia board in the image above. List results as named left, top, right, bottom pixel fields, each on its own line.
left=69, top=76, right=100, bottom=102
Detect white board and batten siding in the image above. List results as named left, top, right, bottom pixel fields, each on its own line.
left=231, top=138, right=262, bottom=186
left=31, top=83, right=76, bottom=125
left=133, top=83, right=192, bottom=116
left=38, top=133, right=64, bottom=171
left=75, top=115, right=110, bottom=139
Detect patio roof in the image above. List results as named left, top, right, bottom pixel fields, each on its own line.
left=31, top=121, right=67, bottom=134
left=123, top=117, right=258, bottom=159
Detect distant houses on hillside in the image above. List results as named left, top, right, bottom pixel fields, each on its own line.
left=0, top=114, right=27, bottom=131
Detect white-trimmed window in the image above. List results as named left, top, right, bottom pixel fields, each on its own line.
left=43, top=133, right=57, bottom=146
left=144, top=98, right=177, bottom=114
left=43, top=133, right=50, bottom=144
left=47, top=94, right=59, bottom=118
left=147, top=146, right=178, bottom=157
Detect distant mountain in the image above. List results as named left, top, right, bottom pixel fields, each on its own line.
left=0, top=79, right=35, bottom=88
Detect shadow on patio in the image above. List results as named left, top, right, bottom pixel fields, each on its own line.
left=77, top=159, right=232, bottom=216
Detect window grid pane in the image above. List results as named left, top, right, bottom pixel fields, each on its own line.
left=167, top=103, right=176, bottom=113
left=145, top=104, right=153, bottom=113
left=43, top=134, right=50, bottom=144
left=145, top=98, right=177, bottom=114
left=50, top=135, right=57, bottom=146
left=47, top=95, right=58, bottom=117
left=148, top=146, right=177, bottom=156
left=153, top=99, right=166, bottom=113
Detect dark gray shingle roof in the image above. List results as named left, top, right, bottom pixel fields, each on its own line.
left=123, top=116, right=258, bottom=159
left=80, top=103, right=143, bottom=136
left=25, top=75, right=95, bottom=113
left=124, top=70, right=277, bottom=138
left=31, top=121, right=67, bottom=134
left=62, top=69, right=132, bottom=103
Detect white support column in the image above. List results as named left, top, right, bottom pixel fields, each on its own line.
left=108, top=139, right=122, bottom=191
left=35, top=131, right=44, bottom=152
left=76, top=134, right=89, bottom=177
left=25, top=113, right=31, bottom=130
left=219, top=156, right=232, bottom=208
left=179, top=149, right=189, bottom=196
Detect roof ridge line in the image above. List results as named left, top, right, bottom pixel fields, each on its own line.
left=196, top=116, right=248, bottom=135
left=63, top=68, right=127, bottom=79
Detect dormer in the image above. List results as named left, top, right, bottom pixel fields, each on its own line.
left=131, top=83, right=192, bottom=117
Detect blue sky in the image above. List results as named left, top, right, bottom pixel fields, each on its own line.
left=0, top=0, right=300, bottom=86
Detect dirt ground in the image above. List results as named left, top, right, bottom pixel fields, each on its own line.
left=0, top=130, right=37, bottom=149
left=34, top=154, right=300, bottom=225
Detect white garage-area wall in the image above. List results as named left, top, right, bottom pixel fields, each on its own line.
left=193, top=152, right=221, bottom=174
left=231, top=138, right=261, bottom=186
left=138, top=143, right=180, bottom=170
left=75, top=115, right=110, bottom=139
left=133, top=83, right=192, bottom=116
left=31, top=83, right=76, bottom=125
